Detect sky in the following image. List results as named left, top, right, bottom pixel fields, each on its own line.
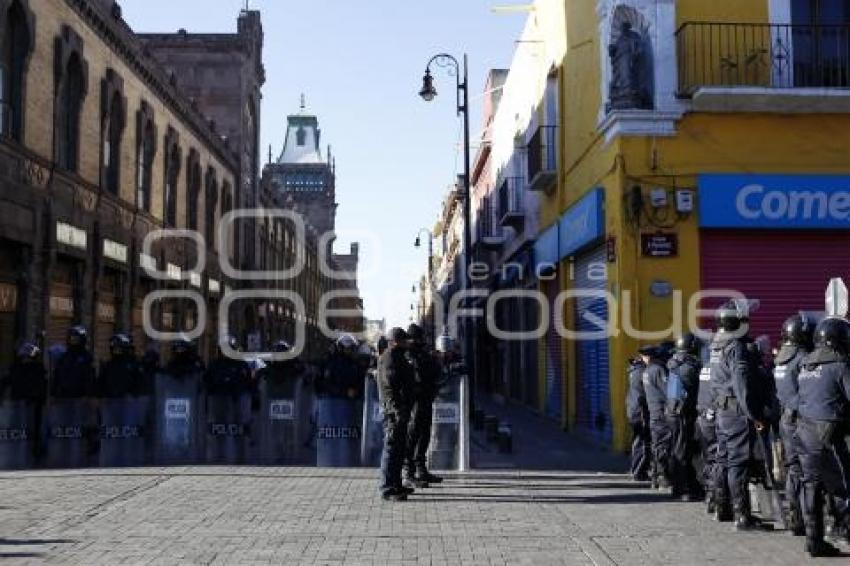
left=121, top=0, right=525, bottom=331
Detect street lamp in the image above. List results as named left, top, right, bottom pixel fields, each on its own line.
left=418, top=53, right=473, bottom=472
left=414, top=227, right=436, bottom=342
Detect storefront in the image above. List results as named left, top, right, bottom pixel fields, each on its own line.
left=699, top=174, right=850, bottom=347
left=49, top=221, right=88, bottom=349
left=95, top=238, right=129, bottom=365
left=133, top=252, right=158, bottom=356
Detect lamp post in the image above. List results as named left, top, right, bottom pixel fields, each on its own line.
left=419, top=53, right=473, bottom=472
left=414, top=228, right=435, bottom=342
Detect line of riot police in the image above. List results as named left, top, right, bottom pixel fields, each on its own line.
left=0, top=326, right=317, bottom=468
left=626, top=301, right=850, bottom=558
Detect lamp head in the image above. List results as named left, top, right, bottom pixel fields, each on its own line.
left=419, top=70, right=437, bottom=102
left=414, top=236, right=421, bottom=248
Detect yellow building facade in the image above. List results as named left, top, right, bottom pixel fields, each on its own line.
left=535, top=0, right=850, bottom=450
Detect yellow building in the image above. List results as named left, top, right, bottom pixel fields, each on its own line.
left=532, top=0, right=850, bottom=451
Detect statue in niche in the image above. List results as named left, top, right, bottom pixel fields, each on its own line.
left=608, top=21, right=652, bottom=110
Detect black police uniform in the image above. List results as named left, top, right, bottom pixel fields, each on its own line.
left=625, top=358, right=649, bottom=480
left=52, top=346, right=96, bottom=399
left=773, top=342, right=808, bottom=533
left=317, top=352, right=364, bottom=400
left=97, top=353, right=149, bottom=399
left=642, top=357, right=671, bottom=487
left=696, top=360, right=718, bottom=510
left=405, top=346, right=441, bottom=481
left=709, top=333, right=763, bottom=523
left=1, top=354, right=48, bottom=461
left=796, top=346, right=850, bottom=553
left=666, top=350, right=702, bottom=498
left=377, top=344, right=414, bottom=496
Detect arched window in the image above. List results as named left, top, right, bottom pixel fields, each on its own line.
left=55, top=26, right=88, bottom=172
left=0, top=0, right=33, bottom=141
left=186, top=149, right=201, bottom=230
left=101, top=70, right=125, bottom=194
left=136, top=101, right=156, bottom=212
left=204, top=167, right=218, bottom=246
left=163, top=127, right=181, bottom=227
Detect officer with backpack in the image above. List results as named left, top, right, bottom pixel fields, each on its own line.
left=666, top=333, right=703, bottom=500
left=640, top=345, right=671, bottom=490
left=625, top=353, right=649, bottom=481
left=796, top=317, right=850, bottom=557
left=773, top=313, right=815, bottom=537
left=709, top=301, right=769, bottom=531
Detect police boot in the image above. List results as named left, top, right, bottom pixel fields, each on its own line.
left=404, top=466, right=428, bottom=489
left=806, top=537, right=840, bottom=558
left=714, top=498, right=733, bottom=522
left=416, top=467, right=443, bottom=484
left=705, top=494, right=716, bottom=515
left=734, top=514, right=760, bottom=531
left=787, top=508, right=806, bottom=537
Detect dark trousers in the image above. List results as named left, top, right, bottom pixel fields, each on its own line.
left=629, top=419, right=651, bottom=479
left=697, top=415, right=718, bottom=495
left=649, top=414, right=672, bottom=483
left=796, top=418, right=850, bottom=542
left=406, top=397, right=434, bottom=473
left=380, top=407, right=409, bottom=493
left=714, top=404, right=755, bottom=516
left=668, top=411, right=700, bottom=496
left=779, top=412, right=804, bottom=527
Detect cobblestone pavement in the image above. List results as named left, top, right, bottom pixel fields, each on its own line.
left=1, top=464, right=845, bottom=565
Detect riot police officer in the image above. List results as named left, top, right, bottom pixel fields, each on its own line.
left=640, top=345, right=671, bottom=490
left=204, top=336, right=253, bottom=463
left=165, top=337, right=204, bottom=377
left=773, top=314, right=815, bottom=537
left=404, top=323, right=443, bottom=488
left=154, top=337, right=205, bottom=465
left=377, top=328, right=415, bottom=501
left=796, top=317, right=850, bottom=557
left=316, top=335, right=364, bottom=400
left=696, top=338, right=718, bottom=514
left=666, top=333, right=703, bottom=500
left=204, top=336, right=252, bottom=398
left=0, top=342, right=48, bottom=466
left=709, top=301, right=767, bottom=530
left=625, top=353, right=649, bottom=481
left=52, top=326, right=96, bottom=399
left=97, top=334, right=148, bottom=398
left=256, top=340, right=306, bottom=464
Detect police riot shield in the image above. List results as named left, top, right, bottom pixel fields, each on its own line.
left=360, top=371, right=384, bottom=467
left=204, top=393, right=252, bottom=464
left=154, top=371, right=202, bottom=465
left=45, top=399, right=91, bottom=469
left=428, top=366, right=463, bottom=471
left=258, top=375, right=308, bottom=465
left=0, top=400, right=39, bottom=469
left=316, top=397, right=362, bottom=467
left=98, top=396, right=151, bottom=467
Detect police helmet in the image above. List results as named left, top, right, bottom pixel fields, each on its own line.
left=715, top=300, right=749, bottom=333
left=336, top=334, right=358, bottom=354
left=271, top=340, right=291, bottom=353
left=407, top=323, right=425, bottom=345
left=813, top=317, right=850, bottom=353
left=16, top=342, right=40, bottom=362
left=110, top=333, right=133, bottom=356
left=67, top=325, right=88, bottom=348
left=781, top=313, right=815, bottom=348
left=675, top=333, right=700, bottom=356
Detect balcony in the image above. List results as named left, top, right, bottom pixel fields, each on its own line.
left=476, top=197, right=505, bottom=250
left=676, top=22, right=850, bottom=113
left=526, top=125, right=556, bottom=193
left=498, top=176, right=524, bottom=230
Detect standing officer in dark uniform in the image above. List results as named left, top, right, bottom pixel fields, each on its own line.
left=640, top=345, right=671, bottom=490
left=773, top=313, right=814, bottom=537
left=377, top=328, right=414, bottom=501
left=97, top=334, right=147, bottom=398
left=404, top=323, right=443, bottom=488
left=696, top=339, right=718, bottom=514
left=625, top=353, right=649, bottom=481
left=1, top=342, right=48, bottom=463
left=53, top=326, right=96, bottom=399
left=666, top=333, right=703, bottom=500
left=709, top=301, right=766, bottom=530
left=796, top=317, right=850, bottom=557
left=316, top=335, right=364, bottom=401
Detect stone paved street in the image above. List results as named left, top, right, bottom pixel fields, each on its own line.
left=2, top=400, right=846, bottom=566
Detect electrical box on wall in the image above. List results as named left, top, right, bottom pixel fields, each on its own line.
left=649, top=188, right=668, bottom=208
left=676, top=190, right=695, bottom=213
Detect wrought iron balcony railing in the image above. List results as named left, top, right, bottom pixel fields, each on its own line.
left=526, top=125, right=557, bottom=192
left=677, top=22, right=850, bottom=97
left=498, top=176, right=525, bottom=229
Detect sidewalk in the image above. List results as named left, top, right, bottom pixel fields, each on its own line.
left=471, top=396, right=627, bottom=473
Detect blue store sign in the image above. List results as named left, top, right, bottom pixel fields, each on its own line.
left=700, top=174, right=850, bottom=229
left=534, top=188, right=605, bottom=265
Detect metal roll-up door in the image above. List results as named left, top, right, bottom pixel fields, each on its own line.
left=574, top=244, right=611, bottom=444
left=700, top=230, right=850, bottom=348
left=94, top=272, right=118, bottom=366
left=543, top=278, right=563, bottom=421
